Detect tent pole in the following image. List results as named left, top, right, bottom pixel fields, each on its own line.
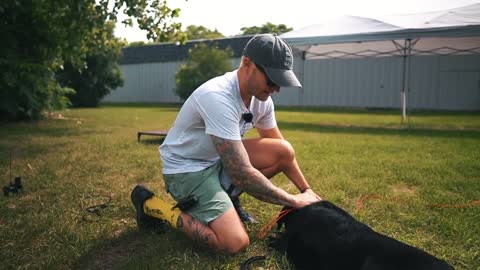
left=406, top=39, right=419, bottom=128
left=401, top=39, right=413, bottom=125
left=406, top=40, right=412, bottom=128
left=401, top=41, right=407, bottom=124
left=301, top=50, right=307, bottom=107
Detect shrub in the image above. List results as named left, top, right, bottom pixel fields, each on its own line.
left=175, top=43, right=233, bottom=100
left=56, top=22, right=124, bottom=107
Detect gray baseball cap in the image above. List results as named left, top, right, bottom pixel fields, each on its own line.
left=243, top=34, right=302, bottom=88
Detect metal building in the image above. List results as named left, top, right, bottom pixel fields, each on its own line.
left=104, top=39, right=479, bottom=111
left=274, top=54, right=480, bottom=111
left=104, top=5, right=480, bottom=111
left=103, top=36, right=251, bottom=104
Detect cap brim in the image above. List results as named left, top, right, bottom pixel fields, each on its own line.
left=264, top=67, right=302, bottom=88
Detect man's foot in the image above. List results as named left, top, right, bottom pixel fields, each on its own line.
left=131, top=185, right=169, bottom=233
left=231, top=196, right=258, bottom=223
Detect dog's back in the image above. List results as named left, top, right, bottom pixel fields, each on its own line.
left=269, top=201, right=453, bottom=270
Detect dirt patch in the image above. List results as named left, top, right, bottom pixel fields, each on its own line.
left=392, top=185, right=417, bottom=195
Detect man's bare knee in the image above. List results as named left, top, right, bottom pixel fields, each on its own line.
left=223, top=235, right=250, bottom=255
left=278, top=139, right=295, bottom=162
left=217, top=229, right=250, bottom=255
left=210, top=208, right=250, bottom=255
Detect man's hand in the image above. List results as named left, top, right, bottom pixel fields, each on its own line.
left=291, top=191, right=321, bottom=209
left=304, top=188, right=322, bottom=201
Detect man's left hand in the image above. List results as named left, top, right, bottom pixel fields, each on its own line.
left=304, top=188, right=322, bottom=201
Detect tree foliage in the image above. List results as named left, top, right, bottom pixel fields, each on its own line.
left=0, top=0, right=184, bottom=120
left=184, top=25, right=224, bottom=40
left=175, top=44, right=233, bottom=100
left=127, top=41, right=148, bottom=47
left=240, top=22, right=293, bottom=35
left=56, top=22, right=124, bottom=107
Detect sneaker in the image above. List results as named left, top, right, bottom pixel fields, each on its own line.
left=231, top=196, right=258, bottom=223
left=131, top=185, right=169, bottom=233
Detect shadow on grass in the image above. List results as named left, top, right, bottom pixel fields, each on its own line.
left=73, top=230, right=227, bottom=270
left=0, top=122, right=93, bottom=139
left=276, top=106, right=480, bottom=116
left=138, top=138, right=166, bottom=145
left=101, top=103, right=181, bottom=112
left=277, top=121, right=480, bottom=139
left=74, top=231, right=151, bottom=270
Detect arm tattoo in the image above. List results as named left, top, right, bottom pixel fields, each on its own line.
left=211, top=135, right=294, bottom=206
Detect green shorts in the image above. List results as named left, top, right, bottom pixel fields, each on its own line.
left=163, top=161, right=233, bottom=225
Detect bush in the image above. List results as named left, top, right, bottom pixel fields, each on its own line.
left=56, top=22, right=124, bottom=107
left=56, top=55, right=123, bottom=108
left=0, top=59, right=74, bottom=120
left=175, top=43, right=233, bottom=100
left=0, top=0, right=182, bottom=121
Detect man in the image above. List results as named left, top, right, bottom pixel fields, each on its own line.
left=131, top=34, right=321, bottom=255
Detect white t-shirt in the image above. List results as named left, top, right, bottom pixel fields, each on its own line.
left=160, top=70, right=277, bottom=174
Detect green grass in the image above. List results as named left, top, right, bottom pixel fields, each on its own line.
left=1, top=104, right=479, bottom=270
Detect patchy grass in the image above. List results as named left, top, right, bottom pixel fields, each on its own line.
left=0, top=104, right=479, bottom=269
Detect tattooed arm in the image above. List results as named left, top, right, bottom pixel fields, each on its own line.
left=211, top=135, right=316, bottom=208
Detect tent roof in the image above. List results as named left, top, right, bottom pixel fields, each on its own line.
left=281, top=4, right=480, bottom=46
left=377, top=3, right=480, bottom=28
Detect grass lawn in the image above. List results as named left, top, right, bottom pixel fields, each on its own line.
left=1, top=104, right=479, bottom=269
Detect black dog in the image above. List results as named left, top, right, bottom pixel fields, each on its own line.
left=268, top=201, right=454, bottom=270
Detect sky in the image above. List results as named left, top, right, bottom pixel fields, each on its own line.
left=114, top=0, right=479, bottom=42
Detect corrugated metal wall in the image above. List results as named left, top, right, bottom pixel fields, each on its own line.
left=103, top=62, right=182, bottom=103
left=105, top=54, right=480, bottom=111
left=104, top=58, right=242, bottom=103
left=274, top=54, right=480, bottom=110
left=274, top=56, right=403, bottom=108
left=409, top=54, right=480, bottom=110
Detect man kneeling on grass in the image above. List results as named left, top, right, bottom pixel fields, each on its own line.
left=131, top=34, right=321, bottom=255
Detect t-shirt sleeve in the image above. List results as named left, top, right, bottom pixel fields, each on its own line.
left=255, top=98, right=277, bottom=130
left=193, top=91, right=241, bottom=141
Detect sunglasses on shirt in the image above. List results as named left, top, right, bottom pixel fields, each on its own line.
left=253, top=62, right=277, bottom=88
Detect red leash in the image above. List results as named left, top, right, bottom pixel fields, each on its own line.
left=258, top=197, right=479, bottom=239
left=356, top=194, right=480, bottom=210
left=257, top=208, right=295, bottom=239
left=356, top=194, right=382, bottom=212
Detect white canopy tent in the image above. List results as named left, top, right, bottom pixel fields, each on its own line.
left=281, top=4, right=480, bottom=120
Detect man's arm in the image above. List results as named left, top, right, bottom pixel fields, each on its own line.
left=211, top=135, right=315, bottom=208
left=256, top=126, right=310, bottom=191
left=255, top=126, right=322, bottom=200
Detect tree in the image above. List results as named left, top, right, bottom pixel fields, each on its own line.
left=240, top=22, right=293, bottom=35
left=127, top=41, right=148, bottom=47
left=56, top=22, right=124, bottom=107
left=0, top=0, right=185, bottom=120
left=175, top=44, right=233, bottom=100
left=184, top=25, right=224, bottom=40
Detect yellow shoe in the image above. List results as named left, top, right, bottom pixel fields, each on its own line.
left=131, top=185, right=169, bottom=233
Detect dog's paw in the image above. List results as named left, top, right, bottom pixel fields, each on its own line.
left=266, top=232, right=288, bottom=252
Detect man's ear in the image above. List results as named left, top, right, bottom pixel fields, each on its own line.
left=242, top=56, right=254, bottom=68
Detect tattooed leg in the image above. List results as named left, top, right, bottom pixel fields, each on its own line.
left=177, top=208, right=249, bottom=255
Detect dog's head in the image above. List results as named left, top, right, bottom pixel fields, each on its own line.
left=276, top=201, right=348, bottom=233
